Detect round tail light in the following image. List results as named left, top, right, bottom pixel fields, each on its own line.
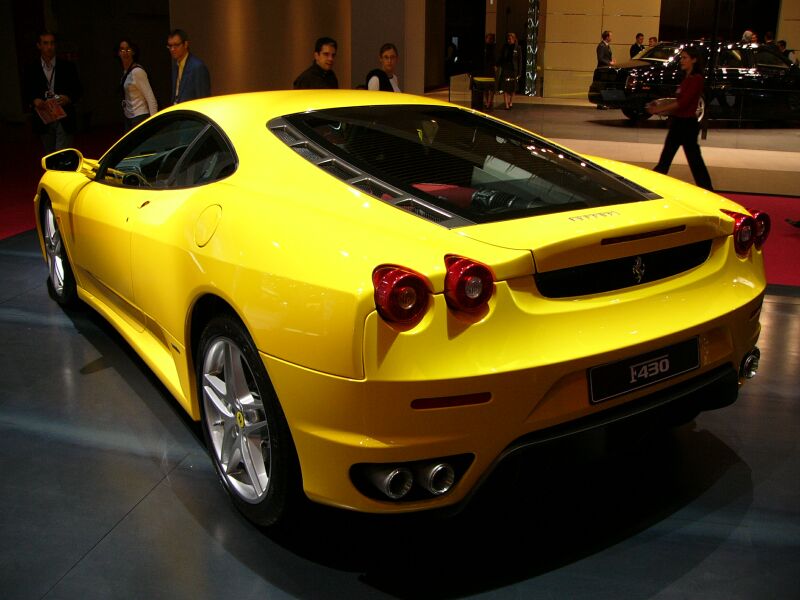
left=373, top=266, right=430, bottom=326
left=721, top=210, right=756, bottom=257
left=733, top=214, right=756, bottom=257
left=444, top=255, right=494, bottom=313
left=750, top=210, right=771, bottom=250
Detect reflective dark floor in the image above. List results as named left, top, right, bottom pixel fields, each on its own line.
left=2, top=230, right=799, bottom=599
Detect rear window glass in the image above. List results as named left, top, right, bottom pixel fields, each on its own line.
left=282, top=106, right=654, bottom=224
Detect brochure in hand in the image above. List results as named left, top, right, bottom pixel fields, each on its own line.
left=36, top=98, right=67, bottom=125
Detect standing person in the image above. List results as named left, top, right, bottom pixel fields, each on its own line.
left=646, top=46, right=713, bottom=191
left=479, top=33, right=497, bottom=109
left=118, top=38, right=158, bottom=132
left=630, top=33, right=645, bottom=58
left=22, top=31, right=82, bottom=155
left=366, top=43, right=401, bottom=91
left=597, top=30, right=615, bottom=67
left=167, top=29, right=210, bottom=104
left=497, top=32, right=522, bottom=109
left=595, top=31, right=615, bottom=109
left=777, top=40, right=798, bottom=65
left=293, top=37, right=339, bottom=89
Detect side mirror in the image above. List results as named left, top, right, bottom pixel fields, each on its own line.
left=42, top=148, right=83, bottom=172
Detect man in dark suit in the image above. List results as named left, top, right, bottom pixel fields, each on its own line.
left=596, top=30, right=615, bottom=67
left=595, top=30, right=615, bottom=109
left=22, top=31, right=82, bottom=155
left=630, top=33, right=646, bottom=58
left=168, top=29, right=210, bottom=104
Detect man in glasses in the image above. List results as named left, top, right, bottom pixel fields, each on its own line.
left=167, top=29, right=210, bottom=104
left=22, top=31, right=82, bottom=154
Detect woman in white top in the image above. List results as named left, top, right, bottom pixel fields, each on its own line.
left=366, top=43, right=401, bottom=92
left=118, top=38, right=158, bottom=131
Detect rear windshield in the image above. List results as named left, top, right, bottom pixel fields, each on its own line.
left=281, top=106, right=655, bottom=224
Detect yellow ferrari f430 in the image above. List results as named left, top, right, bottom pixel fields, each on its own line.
left=34, top=91, right=769, bottom=526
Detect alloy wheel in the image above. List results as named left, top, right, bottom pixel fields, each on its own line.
left=201, top=336, right=272, bottom=503
left=43, top=204, right=66, bottom=297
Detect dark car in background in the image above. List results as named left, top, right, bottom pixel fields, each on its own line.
left=589, top=41, right=800, bottom=122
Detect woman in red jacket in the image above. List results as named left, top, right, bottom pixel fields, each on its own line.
left=647, top=46, right=713, bottom=190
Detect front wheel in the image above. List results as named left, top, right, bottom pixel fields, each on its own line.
left=197, top=314, right=301, bottom=527
left=41, top=197, right=78, bottom=307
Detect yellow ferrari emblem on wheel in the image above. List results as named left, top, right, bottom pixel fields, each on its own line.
left=236, top=411, right=245, bottom=429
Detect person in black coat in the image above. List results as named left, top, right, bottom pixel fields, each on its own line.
left=596, top=30, right=615, bottom=67
left=293, top=37, right=339, bottom=89
left=366, top=43, right=401, bottom=91
left=630, top=33, right=645, bottom=58
left=479, top=33, right=497, bottom=109
left=497, top=32, right=522, bottom=109
left=22, top=31, right=82, bottom=155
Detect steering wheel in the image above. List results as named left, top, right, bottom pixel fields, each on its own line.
left=108, top=167, right=150, bottom=188
left=154, top=146, right=186, bottom=182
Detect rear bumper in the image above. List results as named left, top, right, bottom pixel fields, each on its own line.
left=263, top=296, right=761, bottom=514
left=448, top=362, right=740, bottom=512
left=492, top=362, right=736, bottom=463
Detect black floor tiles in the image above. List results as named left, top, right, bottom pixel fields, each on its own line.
left=1, top=229, right=799, bottom=600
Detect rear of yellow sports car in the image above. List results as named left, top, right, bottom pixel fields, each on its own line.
left=243, top=98, right=767, bottom=513
left=266, top=198, right=764, bottom=512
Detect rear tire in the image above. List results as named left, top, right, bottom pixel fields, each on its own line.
left=41, top=197, right=78, bottom=307
left=197, top=314, right=301, bottom=527
left=622, top=107, right=653, bottom=121
left=696, top=94, right=706, bottom=122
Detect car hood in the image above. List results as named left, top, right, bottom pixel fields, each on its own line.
left=600, top=59, right=650, bottom=72
left=614, top=60, right=656, bottom=69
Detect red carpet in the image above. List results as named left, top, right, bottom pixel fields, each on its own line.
left=0, top=123, right=43, bottom=239
left=1, top=126, right=797, bottom=287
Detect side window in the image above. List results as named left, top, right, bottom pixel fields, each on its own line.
left=718, top=49, right=743, bottom=68
left=754, top=48, right=789, bottom=68
left=100, top=117, right=207, bottom=188
left=172, top=128, right=237, bottom=187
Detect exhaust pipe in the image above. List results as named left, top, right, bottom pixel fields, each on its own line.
left=415, top=463, right=455, bottom=495
left=367, top=466, right=413, bottom=499
left=741, top=347, right=760, bottom=379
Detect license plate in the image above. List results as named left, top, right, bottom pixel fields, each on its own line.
left=600, top=89, right=626, bottom=101
left=588, top=338, right=700, bottom=404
